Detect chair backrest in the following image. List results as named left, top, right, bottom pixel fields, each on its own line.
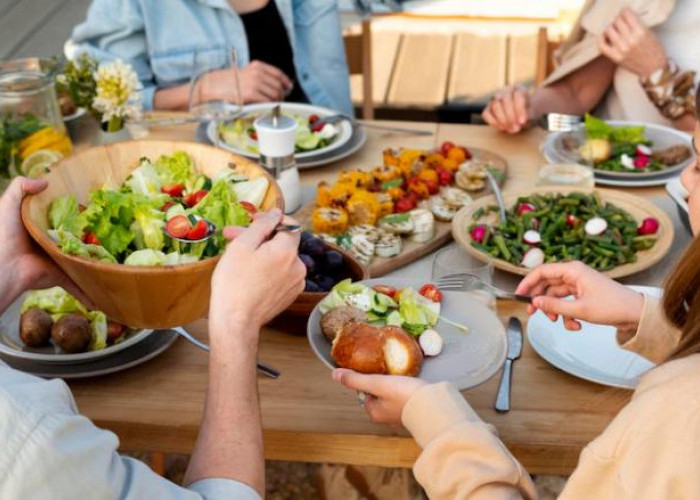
left=535, top=26, right=564, bottom=86
left=343, top=19, right=374, bottom=119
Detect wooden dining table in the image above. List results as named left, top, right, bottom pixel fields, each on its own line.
left=65, top=115, right=691, bottom=475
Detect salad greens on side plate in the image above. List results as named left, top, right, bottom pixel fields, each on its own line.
left=47, top=150, right=269, bottom=266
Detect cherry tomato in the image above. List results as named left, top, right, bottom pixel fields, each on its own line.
left=460, top=146, right=473, bottom=161
left=312, top=123, right=325, bottom=133
left=419, top=284, right=443, bottom=303
left=161, top=201, right=177, bottom=212
left=187, top=219, right=209, bottom=240
left=240, top=201, right=257, bottom=215
left=160, top=184, right=184, bottom=197
left=250, top=130, right=258, bottom=141
left=395, top=194, right=417, bottom=213
left=83, top=232, right=100, bottom=246
left=107, top=321, right=125, bottom=342
left=184, top=189, right=209, bottom=207
left=425, top=179, right=440, bottom=195
left=435, top=167, right=453, bottom=186
left=309, top=114, right=320, bottom=124
left=373, top=285, right=397, bottom=299
left=166, top=215, right=192, bottom=239
left=440, top=141, right=455, bottom=157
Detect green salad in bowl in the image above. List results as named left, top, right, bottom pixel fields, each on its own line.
left=47, top=151, right=270, bottom=266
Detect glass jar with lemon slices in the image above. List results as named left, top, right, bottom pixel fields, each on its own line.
left=0, top=70, right=72, bottom=186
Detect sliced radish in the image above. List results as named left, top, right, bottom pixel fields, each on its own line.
left=566, top=214, right=580, bottom=228
left=531, top=218, right=541, bottom=230
left=634, top=156, right=650, bottom=169
left=471, top=225, right=488, bottom=243
left=517, top=202, right=536, bottom=216
left=523, top=230, right=541, bottom=245
left=419, top=329, right=443, bottom=356
left=585, top=217, right=608, bottom=236
left=636, top=144, right=653, bottom=156
left=638, top=217, right=660, bottom=235
left=620, top=154, right=635, bottom=170
left=522, top=247, right=545, bottom=269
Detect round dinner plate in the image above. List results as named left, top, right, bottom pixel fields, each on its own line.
left=307, top=278, right=507, bottom=391
left=527, top=286, right=659, bottom=389
left=0, top=293, right=153, bottom=364
left=0, top=329, right=178, bottom=379
left=594, top=170, right=681, bottom=188
left=542, top=120, right=694, bottom=184
left=452, top=187, right=675, bottom=280
left=207, top=102, right=353, bottom=160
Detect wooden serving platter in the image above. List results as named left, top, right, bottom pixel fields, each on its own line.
left=295, top=147, right=507, bottom=277
left=451, top=187, right=674, bottom=280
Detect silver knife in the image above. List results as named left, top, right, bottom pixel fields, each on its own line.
left=494, top=317, right=523, bottom=413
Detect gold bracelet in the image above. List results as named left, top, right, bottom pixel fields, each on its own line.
left=640, top=60, right=697, bottom=120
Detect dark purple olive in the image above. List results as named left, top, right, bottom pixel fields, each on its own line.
left=304, top=279, right=323, bottom=292
left=323, top=250, right=343, bottom=269
left=300, top=231, right=314, bottom=244
left=300, top=236, right=324, bottom=257
left=315, top=275, right=336, bottom=292
left=299, top=254, right=315, bottom=275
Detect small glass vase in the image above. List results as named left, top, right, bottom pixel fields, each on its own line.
left=92, top=124, right=131, bottom=146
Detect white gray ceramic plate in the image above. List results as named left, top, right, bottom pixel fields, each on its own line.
left=307, top=278, right=507, bottom=390
left=542, top=120, right=694, bottom=183
left=527, top=285, right=659, bottom=389
left=0, top=329, right=178, bottom=379
left=207, top=102, right=353, bottom=160
left=0, top=293, right=153, bottom=364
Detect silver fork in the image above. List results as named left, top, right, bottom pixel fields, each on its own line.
left=172, top=327, right=280, bottom=379
left=535, top=113, right=582, bottom=132
left=437, top=273, right=532, bottom=303
left=316, top=114, right=434, bottom=136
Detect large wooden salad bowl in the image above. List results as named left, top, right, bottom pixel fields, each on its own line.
left=21, top=140, right=284, bottom=329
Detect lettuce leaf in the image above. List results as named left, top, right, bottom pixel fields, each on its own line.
left=153, top=151, right=198, bottom=190
left=231, top=177, right=269, bottom=208
left=133, top=206, right=165, bottom=251
left=87, top=310, right=108, bottom=350
left=584, top=114, right=614, bottom=140
left=20, top=286, right=88, bottom=320
left=192, top=179, right=251, bottom=250
left=125, top=159, right=162, bottom=197
left=52, top=229, right=117, bottom=263
left=584, top=113, right=647, bottom=144
left=48, top=195, right=87, bottom=237
left=124, top=249, right=167, bottom=266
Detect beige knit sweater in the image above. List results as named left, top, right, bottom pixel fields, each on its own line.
left=401, top=295, right=699, bottom=499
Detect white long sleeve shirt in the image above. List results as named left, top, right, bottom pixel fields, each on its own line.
left=0, top=360, right=260, bottom=500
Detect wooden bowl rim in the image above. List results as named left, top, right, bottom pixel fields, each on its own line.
left=451, top=186, right=675, bottom=280
left=21, top=139, right=284, bottom=276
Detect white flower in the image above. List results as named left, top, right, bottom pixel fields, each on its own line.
left=92, top=60, right=142, bottom=123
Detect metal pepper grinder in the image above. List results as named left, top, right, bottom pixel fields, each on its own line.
left=254, top=105, right=301, bottom=213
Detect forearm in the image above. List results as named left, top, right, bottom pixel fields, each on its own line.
left=153, top=84, right=190, bottom=111
left=0, top=263, right=29, bottom=313
left=184, top=323, right=264, bottom=495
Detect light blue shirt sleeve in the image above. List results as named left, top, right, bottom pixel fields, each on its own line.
left=0, top=362, right=261, bottom=500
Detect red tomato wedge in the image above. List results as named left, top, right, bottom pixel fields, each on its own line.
left=372, top=285, right=397, bottom=299
left=161, top=201, right=177, bottom=212
left=107, top=321, right=125, bottom=342
left=419, top=284, right=443, bottom=303
left=308, top=114, right=320, bottom=124
left=166, top=215, right=192, bottom=239
left=187, top=219, right=209, bottom=240
left=184, top=189, right=209, bottom=207
left=83, top=232, right=100, bottom=246
left=161, top=184, right=184, bottom=197
left=240, top=201, right=257, bottom=215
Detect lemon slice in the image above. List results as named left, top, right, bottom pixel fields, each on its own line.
left=20, top=149, right=63, bottom=177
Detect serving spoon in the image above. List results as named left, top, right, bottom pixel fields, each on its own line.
left=167, top=215, right=302, bottom=244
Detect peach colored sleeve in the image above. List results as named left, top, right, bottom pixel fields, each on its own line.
left=401, top=383, right=537, bottom=500
left=616, top=294, right=682, bottom=364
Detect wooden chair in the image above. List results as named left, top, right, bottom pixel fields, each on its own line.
left=535, top=26, right=564, bottom=86
left=344, top=19, right=374, bottom=119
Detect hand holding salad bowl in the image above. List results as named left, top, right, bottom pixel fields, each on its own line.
left=21, top=141, right=284, bottom=328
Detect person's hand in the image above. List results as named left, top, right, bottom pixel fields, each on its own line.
left=482, top=86, right=532, bottom=134
left=599, top=8, right=667, bottom=78
left=0, top=177, right=86, bottom=308
left=332, top=368, right=427, bottom=425
left=208, top=209, right=305, bottom=338
left=515, top=261, right=644, bottom=331
left=238, top=60, right=293, bottom=103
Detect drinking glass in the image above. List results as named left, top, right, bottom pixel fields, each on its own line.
left=431, top=245, right=496, bottom=309
left=188, top=48, right=242, bottom=146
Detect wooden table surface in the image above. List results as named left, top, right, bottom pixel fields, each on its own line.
left=65, top=117, right=690, bottom=475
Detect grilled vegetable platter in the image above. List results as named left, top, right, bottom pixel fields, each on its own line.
left=296, top=142, right=508, bottom=276
left=452, top=188, right=674, bottom=279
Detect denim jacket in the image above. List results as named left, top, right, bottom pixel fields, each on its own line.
left=66, top=0, right=352, bottom=115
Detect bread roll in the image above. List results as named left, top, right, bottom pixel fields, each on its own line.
left=331, top=323, right=423, bottom=376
